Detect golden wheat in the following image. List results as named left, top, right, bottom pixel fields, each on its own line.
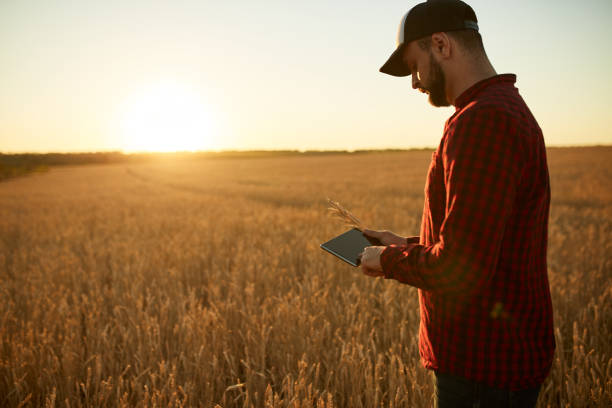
left=326, top=199, right=365, bottom=231
left=0, top=148, right=610, bottom=407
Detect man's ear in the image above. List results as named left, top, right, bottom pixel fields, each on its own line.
left=430, top=32, right=451, bottom=59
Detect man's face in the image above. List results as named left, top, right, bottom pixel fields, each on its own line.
left=402, top=41, right=450, bottom=107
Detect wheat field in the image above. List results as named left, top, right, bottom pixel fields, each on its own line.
left=0, top=148, right=610, bottom=407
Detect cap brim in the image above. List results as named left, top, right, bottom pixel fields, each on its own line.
left=379, top=44, right=411, bottom=77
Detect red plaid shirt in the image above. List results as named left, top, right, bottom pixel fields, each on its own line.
left=380, top=74, right=555, bottom=390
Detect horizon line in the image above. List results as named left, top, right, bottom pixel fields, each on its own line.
left=2, top=143, right=612, bottom=155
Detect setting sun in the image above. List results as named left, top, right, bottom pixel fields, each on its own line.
left=119, top=82, right=215, bottom=152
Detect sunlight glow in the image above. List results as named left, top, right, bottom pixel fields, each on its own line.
left=120, top=82, right=215, bottom=152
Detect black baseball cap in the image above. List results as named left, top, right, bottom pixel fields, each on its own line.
left=380, top=0, right=479, bottom=77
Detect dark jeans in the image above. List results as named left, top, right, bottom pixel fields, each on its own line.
left=434, top=372, right=541, bottom=408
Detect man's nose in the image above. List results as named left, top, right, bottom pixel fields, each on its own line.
left=412, top=75, right=419, bottom=90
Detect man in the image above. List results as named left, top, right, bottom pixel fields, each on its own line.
left=359, top=1, right=555, bottom=407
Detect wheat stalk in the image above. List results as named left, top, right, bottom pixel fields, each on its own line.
left=326, top=198, right=366, bottom=231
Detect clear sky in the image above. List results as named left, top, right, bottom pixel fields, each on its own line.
left=1, top=0, right=611, bottom=153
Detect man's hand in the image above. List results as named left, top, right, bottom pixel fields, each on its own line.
left=363, top=229, right=407, bottom=246
left=359, top=246, right=385, bottom=277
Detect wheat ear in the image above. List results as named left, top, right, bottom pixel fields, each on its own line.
left=326, top=198, right=366, bottom=231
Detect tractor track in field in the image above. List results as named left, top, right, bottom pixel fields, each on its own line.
left=123, top=166, right=317, bottom=209
left=124, top=167, right=214, bottom=196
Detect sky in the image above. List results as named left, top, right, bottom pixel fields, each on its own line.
left=1, top=0, right=611, bottom=153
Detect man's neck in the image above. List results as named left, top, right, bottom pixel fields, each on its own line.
left=447, top=59, right=497, bottom=106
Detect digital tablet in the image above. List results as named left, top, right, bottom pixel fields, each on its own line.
left=320, top=228, right=383, bottom=267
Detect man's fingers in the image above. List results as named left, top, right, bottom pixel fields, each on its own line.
left=362, top=267, right=383, bottom=277
left=363, top=229, right=381, bottom=237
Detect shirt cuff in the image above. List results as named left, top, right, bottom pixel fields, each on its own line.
left=380, top=243, right=418, bottom=280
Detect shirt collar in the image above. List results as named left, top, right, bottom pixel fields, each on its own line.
left=453, top=74, right=517, bottom=110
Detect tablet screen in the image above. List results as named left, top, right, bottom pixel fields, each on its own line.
left=320, top=228, right=382, bottom=267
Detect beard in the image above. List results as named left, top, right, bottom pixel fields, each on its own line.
left=422, top=53, right=450, bottom=107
